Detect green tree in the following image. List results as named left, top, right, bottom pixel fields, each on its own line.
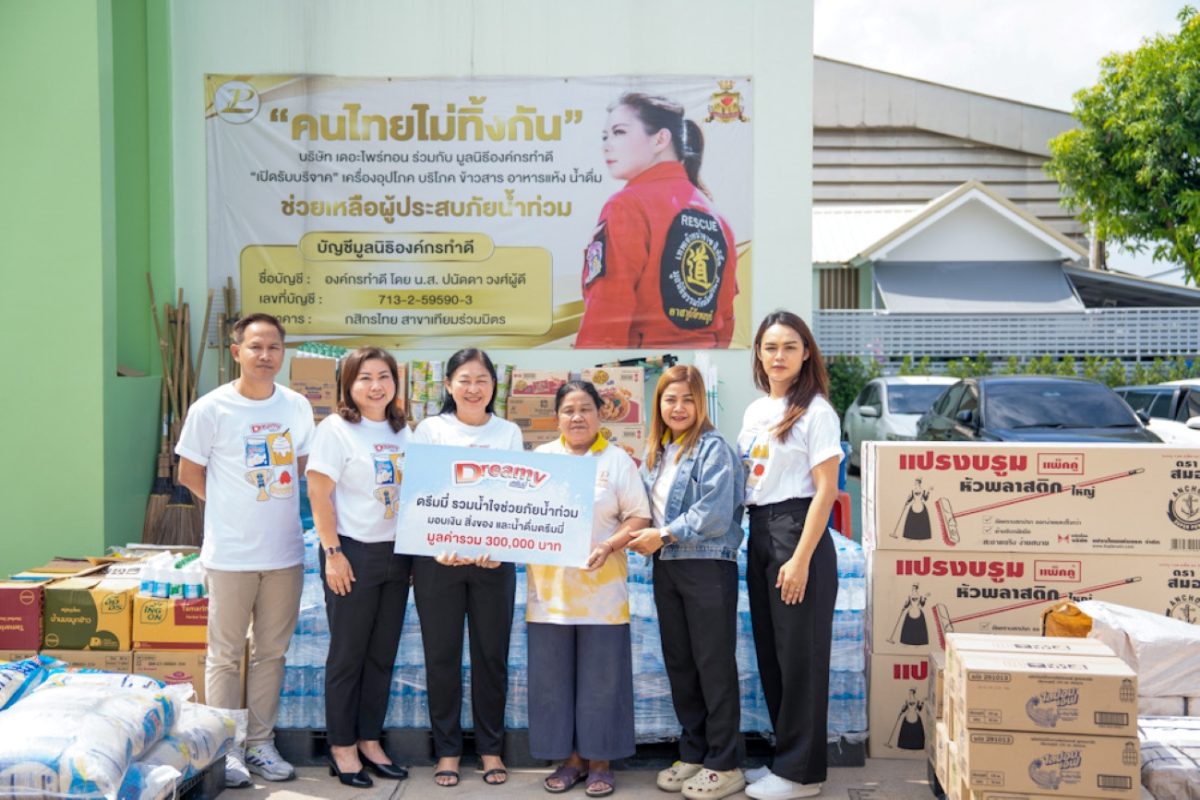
left=1046, top=7, right=1200, bottom=283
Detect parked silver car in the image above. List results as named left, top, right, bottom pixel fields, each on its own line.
left=842, top=376, right=956, bottom=470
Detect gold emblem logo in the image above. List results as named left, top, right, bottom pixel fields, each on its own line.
left=682, top=240, right=716, bottom=296
left=706, top=80, right=749, bottom=123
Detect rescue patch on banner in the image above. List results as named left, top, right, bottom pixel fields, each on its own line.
left=660, top=209, right=727, bottom=329
left=584, top=224, right=607, bottom=287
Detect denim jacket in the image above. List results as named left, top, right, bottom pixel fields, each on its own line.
left=638, top=429, right=746, bottom=561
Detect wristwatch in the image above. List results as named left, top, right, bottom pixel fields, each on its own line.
left=659, top=529, right=675, bottom=545
left=325, top=545, right=343, bottom=556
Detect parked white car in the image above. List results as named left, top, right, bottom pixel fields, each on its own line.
left=1114, top=381, right=1200, bottom=446
left=842, top=376, right=956, bottom=469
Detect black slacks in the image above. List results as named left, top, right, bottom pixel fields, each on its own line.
left=746, top=499, right=838, bottom=785
left=411, top=557, right=515, bottom=757
left=653, top=555, right=742, bottom=771
left=321, top=537, right=412, bottom=747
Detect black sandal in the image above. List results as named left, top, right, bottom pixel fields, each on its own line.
left=482, top=767, right=509, bottom=785
left=434, top=769, right=460, bottom=787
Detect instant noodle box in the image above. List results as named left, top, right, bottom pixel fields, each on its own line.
left=581, top=367, right=643, bottom=424
left=944, top=633, right=1116, bottom=697
left=132, top=596, right=208, bottom=649
left=509, top=369, right=568, bottom=397
left=41, top=577, right=136, bottom=650
left=40, top=648, right=134, bottom=673
left=601, top=423, right=647, bottom=466
left=953, top=650, right=1136, bottom=737
left=863, top=442, right=1200, bottom=555
left=0, top=580, right=49, bottom=651
left=958, top=730, right=1140, bottom=798
left=868, top=550, right=1200, bottom=656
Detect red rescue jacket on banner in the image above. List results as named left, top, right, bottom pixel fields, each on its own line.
left=576, top=162, right=738, bottom=349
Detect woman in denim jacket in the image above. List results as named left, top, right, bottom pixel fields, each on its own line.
left=629, top=365, right=746, bottom=800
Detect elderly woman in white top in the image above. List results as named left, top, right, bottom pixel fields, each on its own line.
left=528, top=380, right=650, bottom=798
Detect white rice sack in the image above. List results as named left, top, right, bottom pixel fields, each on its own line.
left=115, top=763, right=180, bottom=800
left=0, top=656, right=59, bottom=711
left=1079, top=600, right=1200, bottom=698
left=172, top=704, right=235, bottom=774
left=0, top=685, right=184, bottom=798
left=37, top=671, right=164, bottom=694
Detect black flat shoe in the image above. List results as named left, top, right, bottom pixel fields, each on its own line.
left=328, top=756, right=373, bottom=788
left=358, top=749, right=409, bottom=780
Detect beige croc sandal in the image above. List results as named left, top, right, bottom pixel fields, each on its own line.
left=682, top=768, right=747, bottom=800
left=657, top=761, right=703, bottom=792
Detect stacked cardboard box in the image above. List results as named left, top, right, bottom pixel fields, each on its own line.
left=862, top=442, right=1200, bottom=761
left=509, top=369, right=569, bottom=450
left=289, top=355, right=339, bottom=421
left=934, top=633, right=1140, bottom=800
left=582, top=367, right=647, bottom=465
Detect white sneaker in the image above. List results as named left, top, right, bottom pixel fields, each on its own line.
left=245, top=742, right=296, bottom=781
left=745, top=773, right=822, bottom=800
left=744, top=765, right=772, bottom=784
left=224, top=748, right=252, bottom=788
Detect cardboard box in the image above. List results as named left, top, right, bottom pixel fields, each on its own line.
left=522, top=430, right=561, bottom=451
left=133, top=649, right=209, bottom=704
left=863, top=442, right=1200, bottom=555
left=600, top=423, right=647, bottom=466
left=508, top=395, right=559, bottom=432
left=0, top=650, right=36, bottom=663
left=290, top=356, right=339, bottom=420
left=0, top=581, right=48, bottom=650
left=42, top=578, right=137, bottom=650
left=582, top=367, right=644, bottom=424
left=935, top=719, right=950, bottom=789
left=133, top=596, right=208, bottom=650
left=947, top=740, right=962, bottom=800
left=41, top=648, right=133, bottom=673
left=960, top=730, right=1140, bottom=798
left=510, top=370, right=568, bottom=397
left=868, top=550, right=1200, bottom=657
left=869, top=652, right=935, bottom=759
left=956, top=651, right=1136, bottom=736
left=945, top=633, right=1116, bottom=697
left=929, top=649, right=947, bottom=719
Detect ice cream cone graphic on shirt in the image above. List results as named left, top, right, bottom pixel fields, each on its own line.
left=245, top=469, right=272, bottom=501
left=374, top=485, right=398, bottom=519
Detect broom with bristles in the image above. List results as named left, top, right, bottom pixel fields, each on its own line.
left=143, top=275, right=177, bottom=542
left=153, top=295, right=203, bottom=547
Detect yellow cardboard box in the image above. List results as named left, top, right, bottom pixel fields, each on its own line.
left=960, top=730, right=1139, bottom=798
left=132, top=596, right=208, bottom=650
left=42, top=578, right=137, bottom=650
left=41, top=648, right=134, bottom=673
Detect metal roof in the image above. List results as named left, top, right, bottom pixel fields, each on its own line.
left=812, top=205, right=923, bottom=264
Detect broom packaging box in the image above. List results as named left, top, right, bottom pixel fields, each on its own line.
left=42, top=577, right=137, bottom=650
left=869, top=652, right=935, bottom=759
left=954, top=651, right=1136, bottom=737
left=868, top=550, right=1200, bottom=656
left=863, top=442, right=1200, bottom=555
left=960, top=730, right=1140, bottom=798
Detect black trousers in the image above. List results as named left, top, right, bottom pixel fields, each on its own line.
left=653, top=556, right=742, bottom=771
left=321, top=537, right=412, bottom=747
left=746, top=499, right=838, bottom=785
left=411, top=557, right=515, bottom=757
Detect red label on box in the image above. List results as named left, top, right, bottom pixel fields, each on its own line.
left=0, top=584, right=43, bottom=651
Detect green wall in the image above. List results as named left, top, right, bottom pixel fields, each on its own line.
left=0, top=1, right=169, bottom=576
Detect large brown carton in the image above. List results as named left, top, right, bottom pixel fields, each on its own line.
left=868, top=652, right=933, bottom=759
left=960, top=730, right=1139, bottom=798
left=944, top=633, right=1116, bottom=697
left=133, top=650, right=209, bottom=704
left=42, top=578, right=137, bottom=650
left=509, top=370, right=568, bottom=397
left=290, top=356, right=338, bottom=421
left=934, top=718, right=950, bottom=789
left=600, top=423, right=647, bottom=466
left=956, top=651, right=1136, bottom=736
left=132, top=596, right=208, bottom=650
left=929, top=649, right=947, bottom=719
left=508, top=396, right=559, bottom=432
left=41, top=648, right=134, bottom=673
left=868, top=550, right=1200, bottom=656
left=581, top=367, right=644, bottom=424
left=0, top=650, right=36, bottom=663
left=863, top=442, right=1200, bottom=555
left=0, top=582, right=48, bottom=650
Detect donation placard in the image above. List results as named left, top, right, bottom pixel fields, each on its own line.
left=395, top=443, right=596, bottom=567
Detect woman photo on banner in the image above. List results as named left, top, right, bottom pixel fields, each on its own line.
left=737, top=311, right=842, bottom=800
left=410, top=348, right=524, bottom=788
left=628, top=365, right=746, bottom=800
left=527, top=380, right=651, bottom=798
left=306, top=347, right=412, bottom=788
left=575, top=92, right=738, bottom=349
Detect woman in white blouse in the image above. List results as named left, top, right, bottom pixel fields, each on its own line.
left=737, top=311, right=843, bottom=800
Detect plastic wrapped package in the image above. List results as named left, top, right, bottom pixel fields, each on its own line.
left=0, top=684, right=185, bottom=798
left=1078, top=600, right=1200, bottom=698
left=114, top=764, right=180, bottom=800
left=0, top=656, right=60, bottom=711
left=36, top=671, right=164, bottom=694
left=1138, top=716, right=1200, bottom=800
left=137, top=703, right=237, bottom=780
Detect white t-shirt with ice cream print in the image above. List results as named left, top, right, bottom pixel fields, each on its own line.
left=737, top=394, right=843, bottom=506
left=307, top=414, right=411, bottom=544
left=176, top=382, right=315, bottom=571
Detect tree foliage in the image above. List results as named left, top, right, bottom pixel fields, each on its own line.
left=1046, top=7, right=1200, bottom=283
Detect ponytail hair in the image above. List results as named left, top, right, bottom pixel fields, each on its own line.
left=612, top=92, right=709, bottom=197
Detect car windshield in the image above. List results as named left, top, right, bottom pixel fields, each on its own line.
left=985, top=382, right=1140, bottom=429
left=888, top=385, right=951, bottom=415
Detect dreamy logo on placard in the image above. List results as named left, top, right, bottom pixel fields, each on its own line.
left=1038, top=453, right=1084, bottom=475
left=214, top=80, right=260, bottom=124
left=1167, top=594, right=1199, bottom=623
left=1034, top=560, right=1081, bottom=582
left=1168, top=486, right=1200, bottom=531
left=453, top=460, right=548, bottom=490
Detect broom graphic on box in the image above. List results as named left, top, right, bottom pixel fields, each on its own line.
left=934, top=468, right=1144, bottom=546
left=930, top=575, right=1141, bottom=649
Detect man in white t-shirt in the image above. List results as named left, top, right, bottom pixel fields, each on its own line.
left=177, top=313, right=314, bottom=787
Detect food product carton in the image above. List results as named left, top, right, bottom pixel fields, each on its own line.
left=510, top=370, right=568, bottom=397
left=133, top=649, right=211, bottom=704
left=582, top=367, right=643, bottom=424
left=959, top=730, right=1139, bottom=798
left=290, top=357, right=339, bottom=421
left=0, top=581, right=48, bottom=650
left=40, top=648, right=133, bottom=673
left=133, top=596, right=208, bottom=650
left=42, top=578, right=137, bottom=650
left=508, top=396, right=559, bottom=432
left=945, top=633, right=1116, bottom=696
